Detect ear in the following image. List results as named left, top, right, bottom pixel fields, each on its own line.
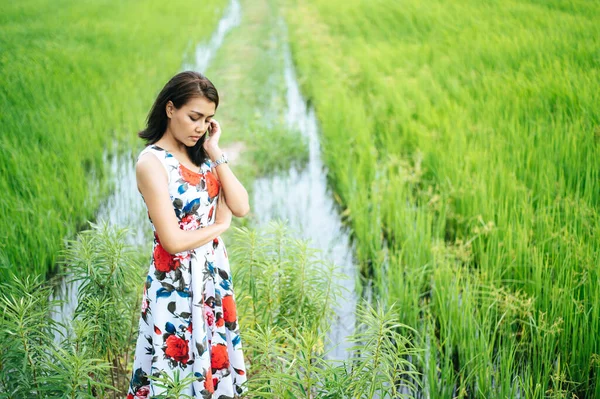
left=165, top=101, right=174, bottom=118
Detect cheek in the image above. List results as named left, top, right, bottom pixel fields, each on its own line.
left=189, top=119, right=200, bottom=129
left=177, top=116, right=194, bottom=129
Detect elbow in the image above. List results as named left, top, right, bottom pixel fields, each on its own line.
left=162, top=241, right=180, bottom=255
left=165, top=244, right=181, bottom=255
left=234, top=203, right=250, bottom=218
left=155, top=229, right=185, bottom=255
left=158, top=236, right=181, bottom=255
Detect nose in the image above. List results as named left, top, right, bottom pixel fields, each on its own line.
left=195, top=121, right=206, bottom=133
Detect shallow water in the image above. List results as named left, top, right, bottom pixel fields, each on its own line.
left=182, top=0, right=242, bottom=73
left=250, top=19, right=358, bottom=361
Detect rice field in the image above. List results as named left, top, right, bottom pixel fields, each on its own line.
left=0, top=0, right=228, bottom=280
left=2, top=0, right=600, bottom=396
left=282, top=0, right=600, bottom=396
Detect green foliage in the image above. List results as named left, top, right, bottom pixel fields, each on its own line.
left=0, top=219, right=422, bottom=398
left=204, top=0, right=310, bottom=188
left=0, top=221, right=143, bottom=398
left=231, top=220, right=343, bottom=334
left=345, top=303, right=421, bottom=398
left=230, top=221, right=420, bottom=398
left=0, top=0, right=228, bottom=280
left=58, top=219, right=144, bottom=395
left=0, top=274, right=60, bottom=397
left=282, top=0, right=600, bottom=396
left=41, top=344, right=114, bottom=399
left=146, top=369, right=196, bottom=399
left=248, top=123, right=309, bottom=176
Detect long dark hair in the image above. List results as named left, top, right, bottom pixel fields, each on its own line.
left=139, top=71, right=219, bottom=166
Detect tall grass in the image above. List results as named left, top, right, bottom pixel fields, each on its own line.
left=230, top=220, right=420, bottom=398
left=0, top=0, right=228, bottom=280
left=0, top=219, right=421, bottom=398
left=282, top=0, right=600, bottom=396
left=0, top=220, right=144, bottom=398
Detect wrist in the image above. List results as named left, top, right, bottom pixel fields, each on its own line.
left=212, top=151, right=228, bottom=168
left=208, top=147, right=223, bottom=162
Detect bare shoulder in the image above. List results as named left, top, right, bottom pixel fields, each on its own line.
left=136, top=150, right=161, bottom=170
left=136, top=151, right=168, bottom=192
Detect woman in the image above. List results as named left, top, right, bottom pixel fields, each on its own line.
left=127, top=71, right=248, bottom=398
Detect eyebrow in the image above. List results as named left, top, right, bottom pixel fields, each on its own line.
left=191, top=110, right=215, bottom=117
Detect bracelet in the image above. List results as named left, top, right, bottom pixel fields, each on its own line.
left=213, top=152, right=228, bottom=167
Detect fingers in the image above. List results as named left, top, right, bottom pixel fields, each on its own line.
left=210, top=119, right=220, bottom=133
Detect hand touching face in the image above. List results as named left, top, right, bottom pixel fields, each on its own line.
left=203, top=119, right=221, bottom=152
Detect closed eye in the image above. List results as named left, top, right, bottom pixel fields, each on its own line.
left=190, top=116, right=212, bottom=123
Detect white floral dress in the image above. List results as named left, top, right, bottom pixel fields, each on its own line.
left=127, top=144, right=247, bottom=399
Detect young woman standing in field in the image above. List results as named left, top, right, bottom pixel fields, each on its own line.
left=127, top=71, right=248, bottom=398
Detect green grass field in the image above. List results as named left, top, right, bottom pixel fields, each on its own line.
left=282, top=0, right=600, bottom=396
left=2, top=0, right=599, bottom=396
left=0, top=0, right=228, bottom=280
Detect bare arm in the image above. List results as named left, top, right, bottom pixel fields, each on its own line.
left=136, top=152, right=230, bottom=255
left=211, top=149, right=250, bottom=217
left=203, top=119, right=249, bottom=217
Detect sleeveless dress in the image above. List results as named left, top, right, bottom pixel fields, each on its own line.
left=127, top=144, right=247, bottom=399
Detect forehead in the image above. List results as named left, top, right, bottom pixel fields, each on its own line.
left=184, top=96, right=216, bottom=113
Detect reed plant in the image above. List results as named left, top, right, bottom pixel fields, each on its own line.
left=282, top=0, right=600, bottom=396
left=59, top=220, right=144, bottom=395
left=230, top=221, right=421, bottom=398
left=0, top=218, right=422, bottom=398
left=0, top=220, right=143, bottom=398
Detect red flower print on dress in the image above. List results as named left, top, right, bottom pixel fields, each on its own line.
left=140, top=285, right=149, bottom=314
left=164, top=335, right=190, bottom=364
left=132, top=386, right=150, bottom=399
left=179, top=213, right=200, bottom=231
left=205, top=171, right=220, bottom=198
left=140, top=297, right=149, bottom=314
left=211, top=343, right=230, bottom=370
left=204, top=304, right=215, bottom=326
left=179, top=164, right=201, bottom=186
left=222, top=295, right=237, bottom=323
left=174, top=251, right=190, bottom=263
left=153, top=243, right=181, bottom=273
left=204, top=369, right=215, bottom=393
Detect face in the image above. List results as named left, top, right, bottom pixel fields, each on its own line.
left=166, top=96, right=216, bottom=147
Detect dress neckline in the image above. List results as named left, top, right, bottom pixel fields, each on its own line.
left=151, top=144, right=203, bottom=175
